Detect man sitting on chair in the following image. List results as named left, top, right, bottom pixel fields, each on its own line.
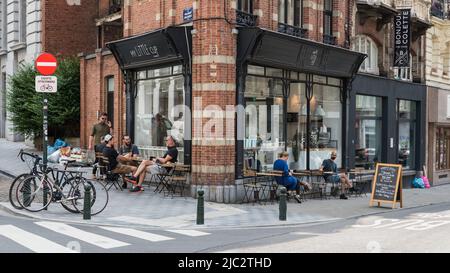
left=102, top=134, right=137, bottom=188
left=126, top=135, right=178, bottom=192
left=320, top=151, right=353, bottom=200
left=273, top=151, right=311, bottom=203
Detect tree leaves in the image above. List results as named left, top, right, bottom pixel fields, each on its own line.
left=6, top=57, right=80, bottom=139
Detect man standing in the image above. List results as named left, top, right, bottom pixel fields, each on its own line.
left=320, top=151, right=353, bottom=199
left=119, top=135, right=139, bottom=157
left=88, top=112, right=112, bottom=150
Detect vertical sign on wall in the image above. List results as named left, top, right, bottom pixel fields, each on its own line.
left=394, top=9, right=411, bottom=68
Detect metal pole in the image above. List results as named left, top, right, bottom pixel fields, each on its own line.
left=43, top=95, right=48, bottom=170
left=279, top=186, right=287, bottom=221
left=197, top=189, right=204, bottom=225
left=43, top=95, right=48, bottom=210
left=83, top=184, right=91, bottom=220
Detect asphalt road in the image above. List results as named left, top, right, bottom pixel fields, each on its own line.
left=1, top=202, right=450, bottom=253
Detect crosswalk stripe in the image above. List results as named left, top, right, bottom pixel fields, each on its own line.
left=0, top=225, right=76, bottom=253
left=100, top=226, right=174, bottom=242
left=166, top=229, right=210, bottom=237
left=35, top=222, right=129, bottom=249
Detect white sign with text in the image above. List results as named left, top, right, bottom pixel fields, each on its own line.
left=36, top=76, right=57, bottom=93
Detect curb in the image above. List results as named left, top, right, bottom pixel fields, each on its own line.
left=0, top=169, right=15, bottom=179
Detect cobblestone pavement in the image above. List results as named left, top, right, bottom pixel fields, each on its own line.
left=0, top=175, right=12, bottom=202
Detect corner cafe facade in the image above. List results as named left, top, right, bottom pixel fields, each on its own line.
left=106, top=26, right=372, bottom=202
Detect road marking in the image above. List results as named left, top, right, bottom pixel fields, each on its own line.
left=166, top=229, right=210, bottom=237
left=0, top=225, right=76, bottom=253
left=100, top=226, right=174, bottom=242
left=35, top=222, right=129, bottom=249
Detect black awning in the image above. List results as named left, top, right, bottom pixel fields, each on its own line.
left=238, top=27, right=366, bottom=78
left=106, top=26, right=192, bottom=70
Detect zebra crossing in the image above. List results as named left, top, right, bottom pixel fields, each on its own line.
left=0, top=221, right=211, bottom=253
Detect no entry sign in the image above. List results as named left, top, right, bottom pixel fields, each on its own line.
left=35, top=53, right=57, bottom=75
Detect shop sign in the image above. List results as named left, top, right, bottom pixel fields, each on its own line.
left=394, top=9, right=411, bottom=68
left=183, top=7, right=193, bottom=22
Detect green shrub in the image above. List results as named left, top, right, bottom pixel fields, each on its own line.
left=6, top=57, right=80, bottom=139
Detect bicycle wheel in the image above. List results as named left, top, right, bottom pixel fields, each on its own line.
left=71, top=179, right=108, bottom=216
left=57, top=177, right=81, bottom=214
left=16, top=175, right=52, bottom=212
left=9, top=173, right=32, bottom=210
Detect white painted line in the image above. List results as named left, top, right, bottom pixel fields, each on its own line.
left=35, top=222, right=129, bottom=249
left=166, top=229, right=210, bottom=237
left=36, top=62, right=57, bottom=67
left=100, top=226, right=174, bottom=242
left=0, top=225, right=76, bottom=253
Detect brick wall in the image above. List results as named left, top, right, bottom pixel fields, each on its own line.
left=80, top=52, right=123, bottom=148
left=41, top=0, right=98, bottom=56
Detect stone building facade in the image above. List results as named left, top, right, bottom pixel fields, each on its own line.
left=0, top=0, right=98, bottom=141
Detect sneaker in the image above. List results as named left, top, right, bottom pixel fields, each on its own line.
left=294, top=194, right=302, bottom=203
left=130, top=186, right=143, bottom=192
left=340, top=194, right=348, bottom=200
left=124, top=176, right=137, bottom=185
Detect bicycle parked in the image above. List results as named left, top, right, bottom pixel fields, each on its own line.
left=10, top=149, right=109, bottom=215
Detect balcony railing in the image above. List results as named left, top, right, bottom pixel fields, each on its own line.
left=323, top=35, right=337, bottom=45
left=277, top=23, right=308, bottom=38
left=430, top=0, right=450, bottom=19
left=236, top=10, right=258, bottom=26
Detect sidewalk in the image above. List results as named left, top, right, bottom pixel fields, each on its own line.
left=1, top=138, right=450, bottom=229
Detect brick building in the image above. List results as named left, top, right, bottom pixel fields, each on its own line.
left=80, top=0, right=368, bottom=202
left=350, top=0, right=430, bottom=186
left=0, top=0, right=98, bottom=142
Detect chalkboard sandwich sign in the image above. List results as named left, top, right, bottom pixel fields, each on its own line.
left=370, top=163, right=403, bottom=209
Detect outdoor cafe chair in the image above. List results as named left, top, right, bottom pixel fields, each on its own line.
left=166, top=164, right=191, bottom=198
left=97, top=156, right=123, bottom=191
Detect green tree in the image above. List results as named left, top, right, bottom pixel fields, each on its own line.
left=6, top=57, right=80, bottom=139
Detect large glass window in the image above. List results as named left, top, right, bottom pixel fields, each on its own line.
left=309, top=84, right=342, bottom=169
left=355, top=95, right=382, bottom=169
left=106, top=76, right=115, bottom=128
left=436, top=127, right=450, bottom=170
left=287, top=82, right=307, bottom=170
left=244, top=76, right=284, bottom=173
left=134, top=65, right=185, bottom=162
left=397, top=100, right=416, bottom=169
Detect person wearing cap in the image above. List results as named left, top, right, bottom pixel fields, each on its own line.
left=320, top=151, right=353, bottom=199
left=273, top=151, right=311, bottom=203
left=102, top=134, right=138, bottom=188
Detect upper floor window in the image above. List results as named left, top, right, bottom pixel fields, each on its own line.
left=237, top=0, right=253, bottom=13
left=1, top=0, right=7, bottom=50
left=352, top=35, right=379, bottom=74
left=236, top=0, right=257, bottom=26
left=19, top=0, right=26, bottom=43
left=279, top=0, right=303, bottom=27
left=323, top=0, right=335, bottom=44
left=109, top=0, right=122, bottom=15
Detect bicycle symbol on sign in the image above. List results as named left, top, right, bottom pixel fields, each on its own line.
left=40, top=84, right=54, bottom=92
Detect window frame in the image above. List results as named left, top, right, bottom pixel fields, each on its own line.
left=323, top=0, right=333, bottom=39
left=278, top=0, right=304, bottom=27
left=353, top=35, right=379, bottom=75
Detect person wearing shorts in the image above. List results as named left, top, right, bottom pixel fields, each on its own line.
left=320, top=151, right=353, bottom=199
left=102, top=134, right=137, bottom=187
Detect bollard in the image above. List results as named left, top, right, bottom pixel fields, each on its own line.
left=197, top=189, right=204, bottom=225
left=83, top=184, right=91, bottom=220
left=279, top=186, right=287, bottom=221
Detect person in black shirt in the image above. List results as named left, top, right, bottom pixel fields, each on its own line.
left=320, top=151, right=353, bottom=199
left=102, top=134, right=137, bottom=186
left=127, top=135, right=178, bottom=192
